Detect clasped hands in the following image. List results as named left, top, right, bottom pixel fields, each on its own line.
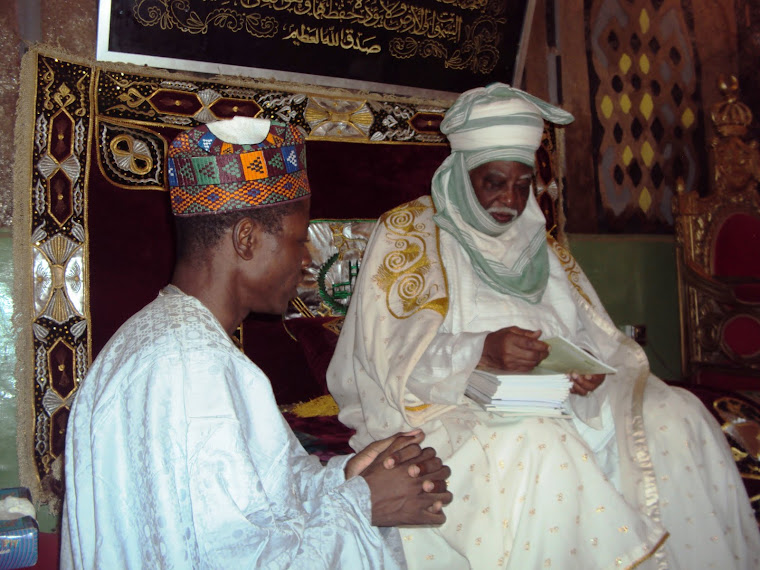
left=345, top=429, right=452, bottom=527
left=479, top=326, right=605, bottom=396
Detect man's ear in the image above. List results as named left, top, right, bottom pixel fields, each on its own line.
left=231, top=216, right=258, bottom=261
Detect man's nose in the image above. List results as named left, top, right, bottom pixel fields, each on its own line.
left=496, top=185, right=518, bottom=207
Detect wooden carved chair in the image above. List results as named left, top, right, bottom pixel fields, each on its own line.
left=672, top=76, right=760, bottom=389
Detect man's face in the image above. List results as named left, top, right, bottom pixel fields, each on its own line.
left=469, top=160, right=534, bottom=224
left=246, top=199, right=311, bottom=315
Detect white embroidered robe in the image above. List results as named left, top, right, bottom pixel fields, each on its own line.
left=61, top=286, right=405, bottom=570
left=327, top=196, right=760, bottom=569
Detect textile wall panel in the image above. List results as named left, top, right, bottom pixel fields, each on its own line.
left=586, top=0, right=707, bottom=232
left=11, top=47, right=451, bottom=510
left=13, top=46, right=570, bottom=512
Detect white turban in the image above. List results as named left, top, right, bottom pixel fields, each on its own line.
left=431, top=83, right=574, bottom=303
left=441, top=83, right=574, bottom=169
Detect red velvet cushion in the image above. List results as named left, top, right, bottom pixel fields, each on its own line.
left=712, top=213, right=760, bottom=278
left=722, top=314, right=760, bottom=358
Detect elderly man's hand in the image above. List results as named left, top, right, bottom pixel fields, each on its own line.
left=570, top=373, right=605, bottom=396
left=347, top=432, right=453, bottom=526
left=479, top=326, right=550, bottom=372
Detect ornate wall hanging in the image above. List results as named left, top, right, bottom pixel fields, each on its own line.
left=13, top=44, right=568, bottom=512
left=585, top=0, right=707, bottom=232
left=97, top=0, right=533, bottom=98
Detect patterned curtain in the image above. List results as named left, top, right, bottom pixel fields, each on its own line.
left=586, top=0, right=707, bottom=232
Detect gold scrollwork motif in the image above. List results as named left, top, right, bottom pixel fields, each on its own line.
left=388, top=13, right=501, bottom=72
left=119, top=88, right=152, bottom=111
left=548, top=236, right=593, bottom=306
left=388, top=36, right=446, bottom=60
left=74, top=75, right=89, bottom=118
left=109, top=135, right=154, bottom=176
left=41, top=60, right=57, bottom=111
left=134, top=0, right=278, bottom=38
left=101, top=73, right=159, bottom=118
left=418, top=39, right=448, bottom=59
left=98, top=122, right=165, bottom=189
left=373, top=201, right=447, bottom=318
left=444, top=15, right=502, bottom=73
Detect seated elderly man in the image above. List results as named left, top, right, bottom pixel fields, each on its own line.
left=61, top=117, right=452, bottom=569
left=328, top=84, right=760, bottom=568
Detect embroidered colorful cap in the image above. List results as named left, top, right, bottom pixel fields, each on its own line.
left=167, top=117, right=310, bottom=216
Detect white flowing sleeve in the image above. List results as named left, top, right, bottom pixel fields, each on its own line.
left=566, top=319, right=608, bottom=428
left=182, top=351, right=404, bottom=570
left=405, top=331, right=487, bottom=404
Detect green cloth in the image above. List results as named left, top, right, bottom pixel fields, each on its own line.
left=431, top=83, right=574, bottom=303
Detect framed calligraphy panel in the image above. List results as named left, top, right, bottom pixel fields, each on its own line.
left=97, top=0, right=534, bottom=99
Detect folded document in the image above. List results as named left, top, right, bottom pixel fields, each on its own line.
left=465, top=335, right=615, bottom=416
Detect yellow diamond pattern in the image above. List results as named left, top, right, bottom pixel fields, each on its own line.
left=622, top=146, right=633, bottom=166
left=620, top=94, right=632, bottom=114
left=682, top=108, right=695, bottom=128
left=641, top=141, right=654, bottom=167
left=639, top=54, right=650, bottom=74
left=640, top=9, right=650, bottom=34
left=592, top=3, right=701, bottom=228
left=638, top=187, right=652, bottom=212
left=601, top=95, right=614, bottom=119
left=619, top=54, right=632, bottom=74
left=640, top=93, right=654, bottom=120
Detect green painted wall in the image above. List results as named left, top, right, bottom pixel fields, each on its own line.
left=0, top=230, right=57, bottom=532
left=0, top=231, right=684, bottom=534
left=567, top=233, right=683, bottom=382
left=0, top=231, right=18, bottom=492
